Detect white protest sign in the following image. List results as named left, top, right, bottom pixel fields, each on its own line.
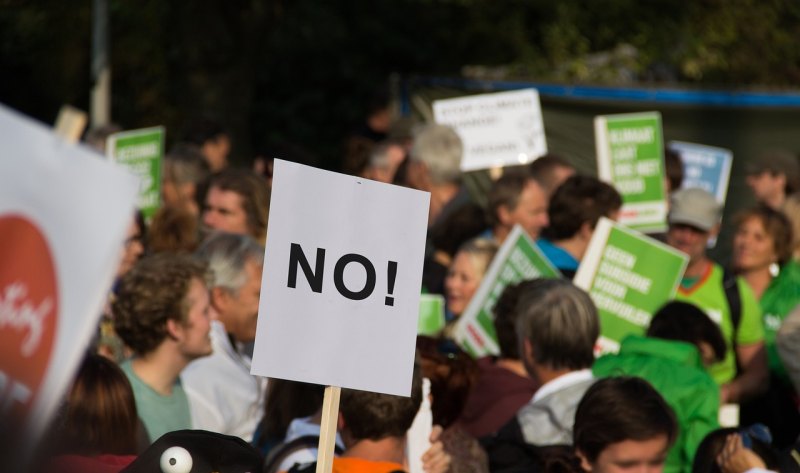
left=251, top=160, right=430, bottom=396
left=0, top=103, right=138, bottom=464
left=433, top=89, right=547, bottom=172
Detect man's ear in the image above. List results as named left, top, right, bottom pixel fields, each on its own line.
left=576, top=449, right=592, bottom=472
left=497, top=205, right=514, bottom=227
left=166, top=318, right=182, bottom=342
left=523, top=338, right=534, bottom=365
left=210, top=286, right=229, bottom=312
left=578, top=221, right=594, bottom=241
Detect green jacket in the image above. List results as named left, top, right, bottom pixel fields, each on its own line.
left=761, top=260, right=800, bottom=380
left=593, top=336, right=720, bottom=473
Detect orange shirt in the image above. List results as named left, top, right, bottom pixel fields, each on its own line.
left=332, top=457, right=405, bottom=473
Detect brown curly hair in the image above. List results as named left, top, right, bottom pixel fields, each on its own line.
left=113, top=253, right=210, bottom=355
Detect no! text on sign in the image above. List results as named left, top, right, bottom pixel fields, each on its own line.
left=251, top=160, right=430, bottom=397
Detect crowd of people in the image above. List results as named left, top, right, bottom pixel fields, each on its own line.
left=31, top=105, right=800, bottom=473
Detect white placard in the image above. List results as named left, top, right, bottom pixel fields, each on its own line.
left=0, top=104, right=139, bottom=461
left=433, top=89, right=547, bottom=172
left=251, top=160, right=430, bottom=397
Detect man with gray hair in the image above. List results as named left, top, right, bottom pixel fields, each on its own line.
left=182, top=231, right=267, bottom=441
left=490, top=278, right=598, bottom=452
left=407, top=124, right=469, bottom=228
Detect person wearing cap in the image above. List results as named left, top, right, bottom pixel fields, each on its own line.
left=746, top=149, right=800, bottom=211
left=666, top=188, right=767, bottom=405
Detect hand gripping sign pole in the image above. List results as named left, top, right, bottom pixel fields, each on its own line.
left=251, top=160, right=430, bottom=473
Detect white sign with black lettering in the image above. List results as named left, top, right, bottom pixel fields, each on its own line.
left=251, top=160, right=430, bottom=397
left=433, top=89, right=547, bottom=172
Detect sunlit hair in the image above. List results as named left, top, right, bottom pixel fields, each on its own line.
left=57, top=354, right=139, bottom=455
left=455, top=237, right=499, bottom=281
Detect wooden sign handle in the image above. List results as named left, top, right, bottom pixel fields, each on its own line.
left=316, top=386, right=342, bottom=473
left=53, top=105, right=88, bottom=144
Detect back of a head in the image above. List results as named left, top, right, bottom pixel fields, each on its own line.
left=493, top=279, right=543, bottom=360
left=258, top=379, right=326, bottom=447
left=113, top=253, right=210, bottom=356
left=165, top=142, right=211, bottom=186
left=340, top=367, right=423, bottom=441
left=148, top=205, right=201, bottom=254
left=648, top=301, right=726, bottom=363
left=750, top=149, right=800, bottom=195
left=544, top=175, right=622, bottom=241
left=183, top=117, right=227, bottom=146
left=196, top=231, right=264, bottom=293
left=574, top=377, right=677, bottom=465
left=208, top=169, right=271, bottom=242
left=410, top=124, right=463, bottom=185
left=692, top=427, right=780, bottom=473
left=416, top=336, right=478, bottom=429
left=56, top=353, right=139, bottom=456
left=515, top=279, right=598, bottom=371
left=430, top=203, right=488, bottom=257
left=529, top=153, right=575, bottom=195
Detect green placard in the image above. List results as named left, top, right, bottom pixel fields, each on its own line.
left=454, top=225, right=562, bottom=357
left=106, top=127, right=164, bottom=220
left=418, top=294, right=446, bottom=336
left=574, top=217, right=688, bottom=354
left=595, top=112, right=667, bottom=233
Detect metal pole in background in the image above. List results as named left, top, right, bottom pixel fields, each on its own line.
left=90, top=0, right=110, bottom=128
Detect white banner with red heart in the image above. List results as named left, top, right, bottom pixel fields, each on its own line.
left=0, top=104, right=139, bottom=460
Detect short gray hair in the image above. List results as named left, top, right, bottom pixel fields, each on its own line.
left=195, top=231, right=264, bottom=293
left=515, top=279, right=598, bottom=371
left=410, top=124, right=463, bottom=184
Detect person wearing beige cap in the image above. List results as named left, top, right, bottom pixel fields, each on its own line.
left=666, top=188, right=767, bottom=405
left=745, top=149, right=800, bottom=211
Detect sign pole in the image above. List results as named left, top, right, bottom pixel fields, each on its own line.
left=316, top=386, right=342, bottom=473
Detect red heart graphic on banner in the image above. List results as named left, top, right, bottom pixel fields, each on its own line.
left=0, top=214, right=58, bottom=433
